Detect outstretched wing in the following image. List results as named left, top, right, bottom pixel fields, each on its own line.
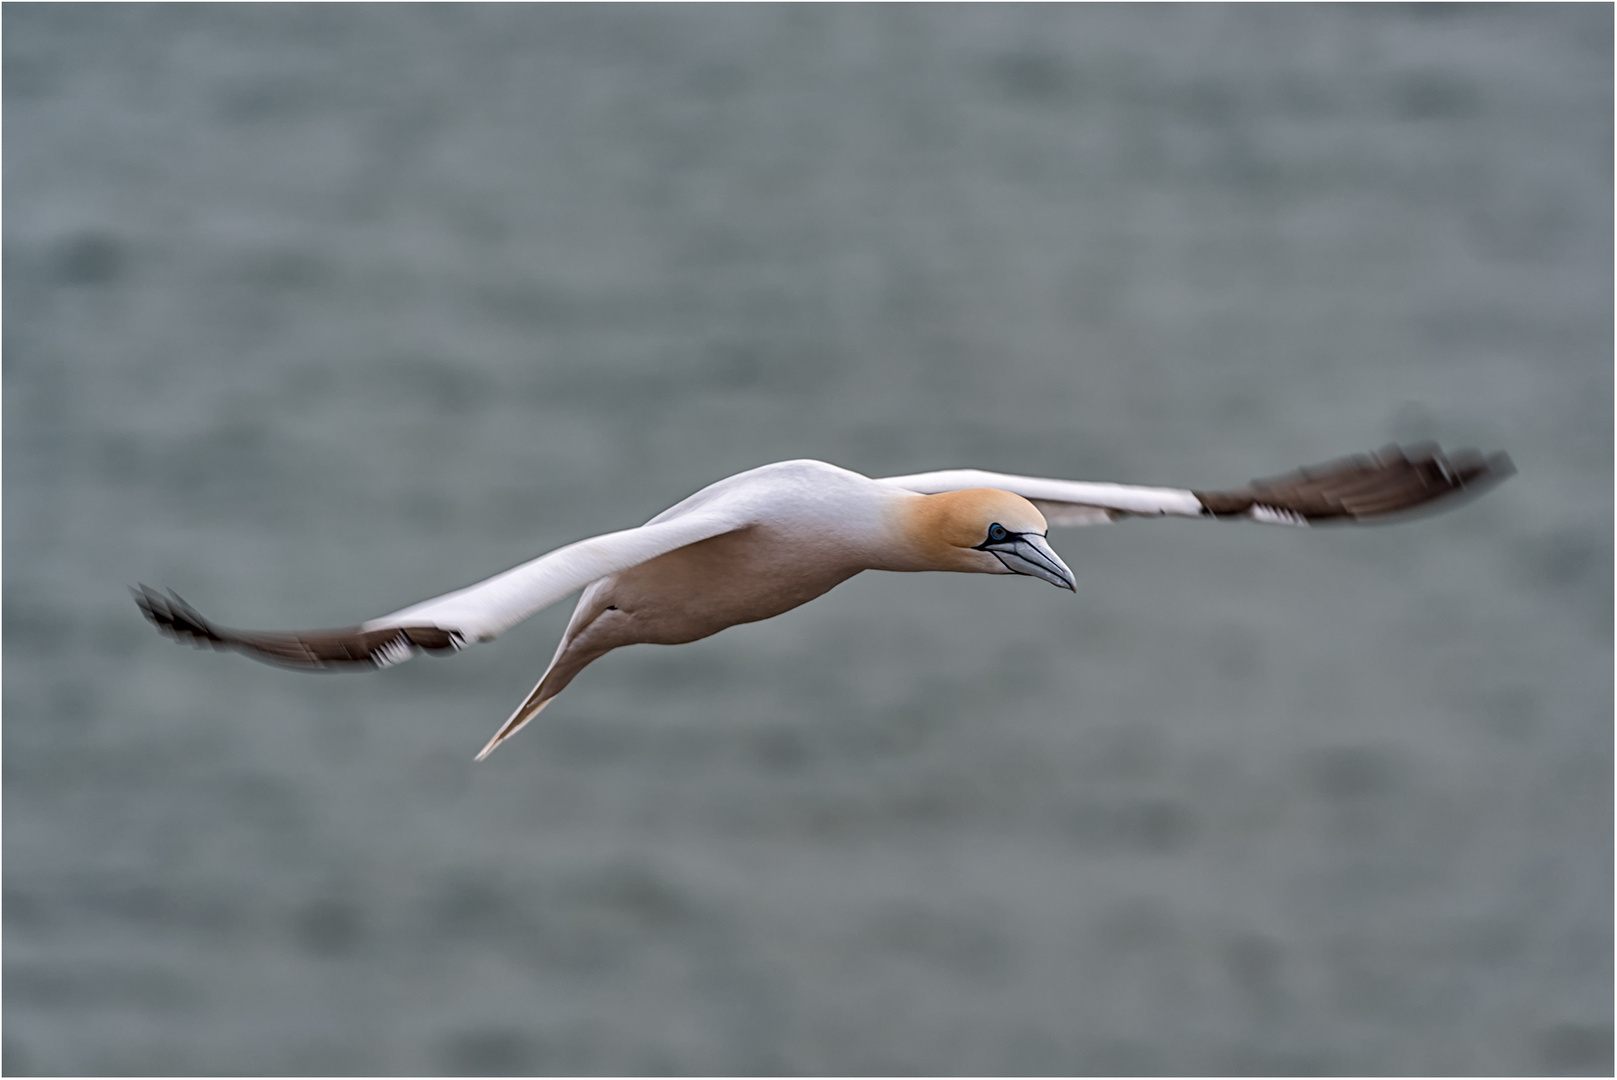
left=134, top=507, right=751, bottom=671
left=878, top=443, right=1514, bottom=528
left=133, top=586, right=469, bottom=670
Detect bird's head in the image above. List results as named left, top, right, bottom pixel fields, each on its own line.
left=902, top=488, right=1075, bottom=591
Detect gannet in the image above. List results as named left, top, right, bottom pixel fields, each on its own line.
left=134, top=442, right=1513, bottom=760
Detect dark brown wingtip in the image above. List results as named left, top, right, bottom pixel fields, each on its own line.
left=133, top=584, right=229, bottom=651
left=1194, top=443, right=1515, bottom=524
left=132, top=585, right=465, bottom=671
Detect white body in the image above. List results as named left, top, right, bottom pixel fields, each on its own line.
left=135, top=444, right=1510, bottom=760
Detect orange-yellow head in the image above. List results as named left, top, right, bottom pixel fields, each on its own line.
left=898, top=488, right=1075, bottom=590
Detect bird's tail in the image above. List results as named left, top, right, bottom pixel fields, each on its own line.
left=475, top=631, right=611, bottom=760
left=475, top=678, right=558, bottom=761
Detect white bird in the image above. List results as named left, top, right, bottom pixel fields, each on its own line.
left=135, top=443, right=1512, bottom=760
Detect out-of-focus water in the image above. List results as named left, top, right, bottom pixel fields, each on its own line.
left=4, top=6, right=1610, bottom=1075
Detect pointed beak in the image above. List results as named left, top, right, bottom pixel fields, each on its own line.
left=988, top=533, right=1076, bottom=592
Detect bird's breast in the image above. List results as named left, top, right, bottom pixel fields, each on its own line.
left=584, top=523, right=867, bottom=647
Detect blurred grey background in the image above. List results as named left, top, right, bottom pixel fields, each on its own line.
left=4, top=4, right=1611, bottom=1075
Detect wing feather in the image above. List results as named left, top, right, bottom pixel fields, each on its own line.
left=878, top=444, right=1513, bottom=527
left=1194, top=443, right=1514, bottom=523
left=363, top=508, right=748, bottom=639
left=875, top=468, right=1207, bottom=522
left=134, top=508, right=749, bottom=671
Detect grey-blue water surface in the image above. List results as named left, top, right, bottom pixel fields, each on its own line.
left=4, top=5, right=1611, bottom=1075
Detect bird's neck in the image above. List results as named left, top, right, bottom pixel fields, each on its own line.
left=871, top=490, right=994, bottom=574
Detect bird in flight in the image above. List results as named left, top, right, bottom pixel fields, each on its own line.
left=135, top=443, right=1512, bottom=760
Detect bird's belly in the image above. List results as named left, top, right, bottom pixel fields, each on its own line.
left=594, top=527, right=861, bottom=646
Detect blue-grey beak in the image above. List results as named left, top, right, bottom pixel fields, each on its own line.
left=985, top=532, right=1076, bottom=592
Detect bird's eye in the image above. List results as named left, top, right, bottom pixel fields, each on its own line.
left=987, top=523, right=1009, bottom=543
